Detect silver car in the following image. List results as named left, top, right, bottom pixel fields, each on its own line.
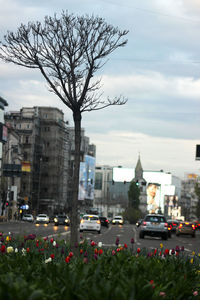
left=36, top=214, right=50, bottom=224
left=22, top=214, right=34, bottom=222
left=139, top=214, right=168, bottom=240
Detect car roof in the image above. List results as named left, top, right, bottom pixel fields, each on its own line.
left=83, top=214, right=99, bottom=217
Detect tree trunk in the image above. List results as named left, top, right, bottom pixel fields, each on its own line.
left=70, top=110, right=82, bottom=252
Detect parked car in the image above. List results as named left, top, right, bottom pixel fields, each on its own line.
left=35, top=214, right=50, bottom=224
left=22, top=214, right=34, bottom=222
left=112, top=216, right=124, bottom=225
left=176, top=221, right=196, bottom=237
left=99, top=216, right=109, bottom=228
left=54, top=215, right=70, bottom=226
left=139, top=214, right=168, bottom=240
left=80, top=214, right=101, bottom=234
left=167, top=220, right=179, bottom=233
left=193, top=220, right=200, bottom=230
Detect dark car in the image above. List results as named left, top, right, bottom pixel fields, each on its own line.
left=167, top=220, right=179, bottom=233
left=176, top=221, right=196, bottom=237
left=54, top=215, right=70, bottom=226
left=99, top=216, right=109, bottom=228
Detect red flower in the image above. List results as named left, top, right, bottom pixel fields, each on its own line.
left=90, top=241, right=96, bottom=247
left=65, top=256, right=70, bottom=263
left=0, top=245, right=6, bottom=253
left=154, top=249, right=157, bottom=255
left=150, top=280, right=155, bottom=289
left=137, top=248, right=141, bottom=253
left=164, top=249, right=169, bottom=255
left=116, top=248, right=120, bottom=252
left=98, top=249, right=103, bottom=255
left=50, top=254, right=55, bottom=259
left=80, top=249, right=83, bottom=254
left=69, top=251, right=73, bottom=258
left=94, top=248, right=98, bottom=254
left=26, top=247, right=30, bottom=253
left=50, top=238, right=54, bottom=243
left=124, top=243, right=128, bottom=249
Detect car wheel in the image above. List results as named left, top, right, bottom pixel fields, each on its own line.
left=80, top=229, right=83, bottom=232
left=176, top=233, right=180, bottom=237
left=139, top=232, right=144, bottom=239
left=98, top=230, right=101, bottom=234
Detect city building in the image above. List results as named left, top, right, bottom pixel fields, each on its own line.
left=180, top=174, right=199, bottom=220
left=4, top=107, right=69, bottom=216
left=0, top=96, right=8, bottom=218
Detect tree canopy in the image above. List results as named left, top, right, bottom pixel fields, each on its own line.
left=0, top=11, right=128, bottom=250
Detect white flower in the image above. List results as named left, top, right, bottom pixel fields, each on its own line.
left=21, top=248, right=26, bottom=256
left=7, top=246, right=14, bottom=253
left=98, top=242, right=102, bottom=247
left=15, top=248, right=18, bottom=253
left=45, top=257, right=52, bottom=264
left=53, top=241, right=56, bottom=247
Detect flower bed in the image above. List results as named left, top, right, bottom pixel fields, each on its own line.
left=0, top=232, right=200, bottom=299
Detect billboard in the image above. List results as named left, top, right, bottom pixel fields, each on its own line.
left=0, top=123, right=8, bottom=143
left=146, top=183, right=161, bottom=214
left=78, top=155, right=96, bottom=200
left=144, top=171, right=172, bottom=214
left=196, top=145, right=200, bottom=160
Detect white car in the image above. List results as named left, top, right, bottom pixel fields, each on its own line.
left=112, top=216, right=124, bottom=225
left=36, top=214, right=50, bottom=224
left=80, top=214, right=101, bottom=234
left=22, top=214, right=34, bottom=222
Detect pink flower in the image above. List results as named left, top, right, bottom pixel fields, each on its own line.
left=50, top=238, right=54, bottom=243
left=193, top=291, right=198, bottom=296
left=90, top=241, right=96, bottom=247
left=159, top=291, right=166, bottom=297
left=112, top=250, right=116, bottom=256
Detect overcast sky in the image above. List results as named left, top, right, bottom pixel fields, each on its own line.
left=0, top=0, right=200, bottom=179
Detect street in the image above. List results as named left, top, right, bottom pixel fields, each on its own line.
left=1, top=221, right=200, bottom=254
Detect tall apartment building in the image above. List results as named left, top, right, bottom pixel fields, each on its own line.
left=180, top=174, right=199, bottom=220
left=4, top=107, right=69, bottom=216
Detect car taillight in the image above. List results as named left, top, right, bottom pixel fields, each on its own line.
left=164, top=223, right=168, bottom=227
left=192, top=224, right=195, bottom=229
left=179, top=223, right=183, bottom=228
left=105, top=220, right=108, bottom=223
left=142, top=221, right=146, bottom=226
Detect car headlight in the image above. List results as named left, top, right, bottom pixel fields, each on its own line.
left=119, top=220, right=123, bottom=223
left=54, top=218, right=58, bottom=222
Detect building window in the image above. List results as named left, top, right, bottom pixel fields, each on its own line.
left=25, top=136, right=29, bottom=143
left=95, top=173, right=103, bottom=190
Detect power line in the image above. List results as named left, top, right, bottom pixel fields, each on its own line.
left=97, top=0, right=200, bottom=24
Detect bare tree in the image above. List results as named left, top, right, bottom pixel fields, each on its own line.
left=0, top=11, right=128, bottom=250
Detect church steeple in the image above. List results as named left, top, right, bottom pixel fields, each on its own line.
left=135, top=154, right=143, bottom=180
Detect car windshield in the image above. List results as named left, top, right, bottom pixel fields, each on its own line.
left=38, top=214, right=47, bottom=217
left=145, top=216, right=166, bottom=222
left=58, top=215, right=67, bottom=218
left=114, top=217, right=122, bottom=220
left=24, top=214, right=31, bottom=217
